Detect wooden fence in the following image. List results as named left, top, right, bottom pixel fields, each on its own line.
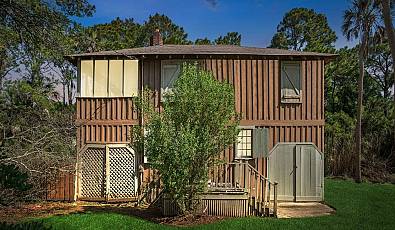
left=44, top=171, right=75, bottom=202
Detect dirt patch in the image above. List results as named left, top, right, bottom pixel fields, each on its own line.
left=0, top=202, right=83, bottom=223
left=158, top=214, right=228, bottom=227
left=0, top=202, right=229, bottom=227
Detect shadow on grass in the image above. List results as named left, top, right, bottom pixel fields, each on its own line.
left=77, top=205, right=164, bottom=223
left=0, top=221, right=52, bottom=230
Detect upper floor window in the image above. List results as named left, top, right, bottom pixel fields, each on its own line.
left=78, top=59, right=139, bottom=97
left=281, top=61, right=302, bottom=103
left=161, top=60, right=181, bottom=98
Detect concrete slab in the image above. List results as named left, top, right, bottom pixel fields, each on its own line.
left=277, top=202, right=335, bottom=218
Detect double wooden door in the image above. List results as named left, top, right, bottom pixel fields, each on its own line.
left=268, top=143, right=323, bottom=201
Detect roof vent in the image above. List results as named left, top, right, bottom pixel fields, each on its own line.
left=150, top=29, right=163, bottom=46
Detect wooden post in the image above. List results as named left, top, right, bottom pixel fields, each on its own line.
left=223, top=164, right=228, bottom=188
left=273, top=182, right=278, bottom=217
left=266, top=182, right=271, bottom=216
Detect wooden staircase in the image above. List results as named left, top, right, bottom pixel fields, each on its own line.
left=139, top=162, right=278, bottom=217
left=208, top=162, right=278, bottom=217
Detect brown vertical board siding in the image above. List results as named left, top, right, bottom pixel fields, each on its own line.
left=312, top=61, right=317, bottom=120
left=212, top=59, right=218, bottom=80
left=252, top=60, right=258, bottom=120
left=263, top=60, right=269, bottom=120
left=74, top=56, right=326, bottom=201
left=156, top=60, right=162, bottom=109
left=322, top=60, right=325, bottom=120
left=268, top=60, right=274, bottom=120
left=307, top=61, right=312, bottom=120
left=257, top=60, right=263, bottom=120
left=234, top=59, right=241, bottom=113
left=217, top=59, right=222, bottom=82
left=241, top=60, right=247, bottom=119
left=228, top=59, right=234, bottom=85
left=246, top=59, right=252, bottom=120
left=318, top=60, right=322, bottom=120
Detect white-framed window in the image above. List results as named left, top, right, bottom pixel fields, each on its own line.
left=78, top=59, right=139, bottom=97
left=161, top=60, right=181, bottom=98
left=236, top=129, right=253, bottom=159
left=281, top=61, right=302, bottom=103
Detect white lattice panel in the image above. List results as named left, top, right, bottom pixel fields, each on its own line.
left=109, top=147, right=136, bottom=199
left=80, top=147, right=106, bottom=199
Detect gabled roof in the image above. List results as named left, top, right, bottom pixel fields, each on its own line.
left=66, top=45, right=337, bottom=61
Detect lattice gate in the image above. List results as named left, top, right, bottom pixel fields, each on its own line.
left=78, top=144, right=137, bottom=201
left=80, top=146, right=106, bottom=200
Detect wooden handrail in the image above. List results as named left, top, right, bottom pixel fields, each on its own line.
left=208, top=162, right=278, bottom=217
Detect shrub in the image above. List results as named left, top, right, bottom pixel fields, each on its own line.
left=132, top=63, right=240, bottom=214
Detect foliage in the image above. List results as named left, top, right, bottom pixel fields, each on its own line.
left=214, top=32, right=242, bottom=45
left=77, top=18, right=144, bottom=52
left=0, top=0, right=95, bottom=85
left=366, top=42, right=394, bottom=116
left=325, top=112, right=356, bottom=177
left=0, top=157, right=31, bottom=205
left=195, top=38, right=213, bottom=45
left=132, top=64, right=240, bottom=213
left=195, top=32, right=242, bottom=45
left=0, top=81, right=76, bottom=202
left=325, top=47, right=359, bottom=115
left=269, top=8, right=337, bottom=52
left=325, top=45, right=394, bottom=179
left=342, top=0, right=382, bottom=43
left=142, top=13, right=191, bottom=45
left=342, top=0, right=384, bottom=182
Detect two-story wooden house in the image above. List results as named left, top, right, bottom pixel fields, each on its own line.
left=66, top=31, right=335, bottom=216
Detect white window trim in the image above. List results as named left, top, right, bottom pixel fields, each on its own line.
left=235, top=126, right=255, bottom=160
left=160, top=60, right=183, bottom=101
left=78, top=59, right=139, bottom=98
left=281, top=61, right=302, bottom=104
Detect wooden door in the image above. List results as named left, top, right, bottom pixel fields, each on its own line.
left=268, top=143, right=324, bottom=201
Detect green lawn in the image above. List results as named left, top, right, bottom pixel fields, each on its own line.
left=33, top=179, right=395, bottom=229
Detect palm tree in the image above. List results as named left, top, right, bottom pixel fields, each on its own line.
left=342, top=0, right=382, bottom=183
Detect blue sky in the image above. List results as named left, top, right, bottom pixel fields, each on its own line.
left=78, top=0, right=356, bottom=48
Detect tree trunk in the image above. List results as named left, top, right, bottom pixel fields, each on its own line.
left=355, top=35, right=367, bottom=183
left=67, top=81, right=73, bottom=105
left=62, top=83, right=66, bottom=105
left=381, top=0, right=395, bottom=159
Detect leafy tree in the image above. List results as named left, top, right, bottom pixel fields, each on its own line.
left=366, top=42, right=394, bottom=116
left=132, top=64, right=240, bottom=213
left=214, top=32, right=241, bottom=45
left=195, top=32, right=242, bottom=45
left=142, top=13, right=191, bottom=45
left=80, top=17, right=144, bottom=52
left=325, top=111, right=356, bottom=177
left=195, top=37, right=213, bottom=45
left=269, top=8, right=337, bottom=52
left=342, top=0, right=382, bottom=182
left=0, top=81, right=76, bottom=200
left=326, top=48, right=359, bottom=115
left=0, top=0, right=95, bottom=85
left=380, top=0, right=395, bottom=165
left=0, top=156, right=31, bottom=205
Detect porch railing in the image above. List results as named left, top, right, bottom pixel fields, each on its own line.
left=208, top=162, right=278, bottom=216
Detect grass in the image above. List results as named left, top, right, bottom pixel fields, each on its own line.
left=34, top=179, right=395, bottom=230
